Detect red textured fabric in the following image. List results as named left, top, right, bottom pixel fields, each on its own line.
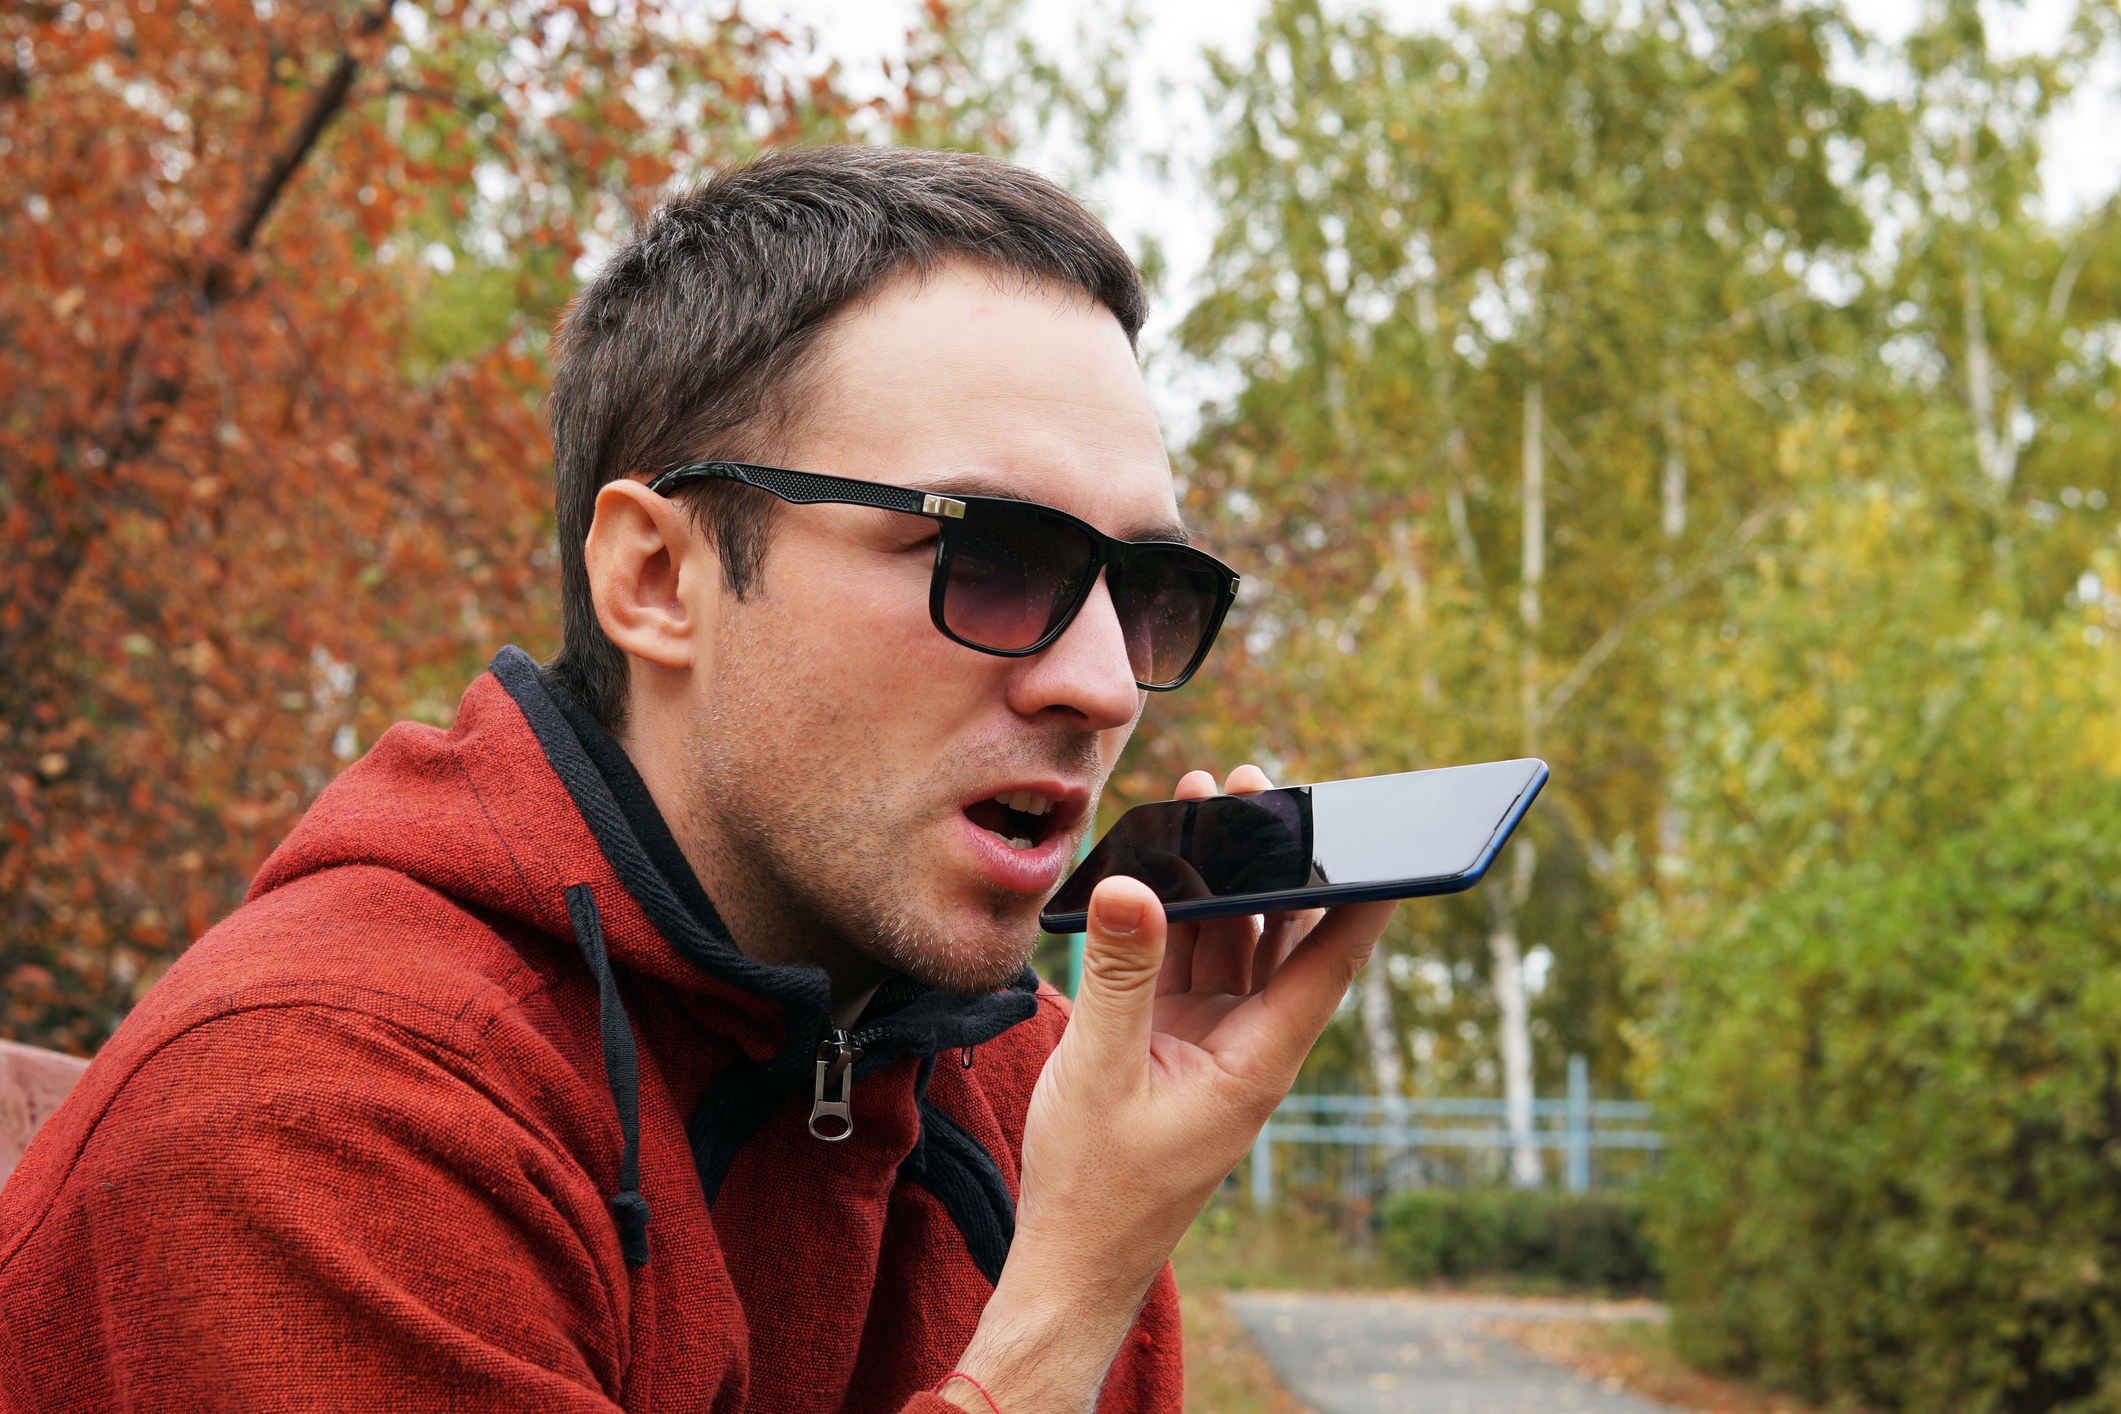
left=0, top=670, right=1183, bottom=1413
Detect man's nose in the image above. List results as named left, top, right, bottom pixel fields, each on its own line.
left=1005, top=572, right=1140, bottom=729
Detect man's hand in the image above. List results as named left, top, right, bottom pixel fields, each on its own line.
left=943, top=767, right=1397, bottom=1414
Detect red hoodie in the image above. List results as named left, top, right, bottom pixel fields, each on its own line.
left=0, top=649, right=1182, bottom=1412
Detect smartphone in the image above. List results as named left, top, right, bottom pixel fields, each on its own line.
left=1039, top=758, right=1549, bottom=932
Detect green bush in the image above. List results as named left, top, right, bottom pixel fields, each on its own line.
left=1378, top=1187, right=1659, bottom=1292
left=1652, top=784, right=2121, bottom=1413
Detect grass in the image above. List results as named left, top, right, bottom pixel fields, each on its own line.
left=1172, top=1193, right=1630, bottom=1296
left=1172, top=1194, right=1394, bottom=1291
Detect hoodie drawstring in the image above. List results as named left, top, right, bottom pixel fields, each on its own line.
left=565, top=883, right=652, bottom=1267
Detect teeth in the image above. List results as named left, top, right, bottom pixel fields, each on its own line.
left=993, top=791, right=1053, bottom=816
left=1007, top=837, right=1034, bottom=850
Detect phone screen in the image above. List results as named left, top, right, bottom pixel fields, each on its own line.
left=1040, top=758, right=1547, bottom=930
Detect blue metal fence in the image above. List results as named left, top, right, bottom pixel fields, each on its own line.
left=1248, top=1054, right=1660, bottom=1205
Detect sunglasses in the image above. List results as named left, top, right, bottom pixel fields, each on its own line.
left=647, top=461, right=1241, bottom=690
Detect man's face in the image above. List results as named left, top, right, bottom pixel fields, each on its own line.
left=674, top=263, right=1180, bottom=994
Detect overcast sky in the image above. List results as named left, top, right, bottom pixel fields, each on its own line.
left=749, top=0, right=2121, bottom=439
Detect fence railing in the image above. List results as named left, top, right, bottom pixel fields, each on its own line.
left=1249, top=1054, right=1660, bottom=1205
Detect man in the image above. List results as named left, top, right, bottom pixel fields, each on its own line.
left=0, top=147, right=1393, bottom=1412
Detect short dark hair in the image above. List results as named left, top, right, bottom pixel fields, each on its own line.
left=544, top=145, right=1149, bottom=731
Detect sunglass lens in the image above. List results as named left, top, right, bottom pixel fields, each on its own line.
left=1112, top=548, right=1227, bottom=687
left=941, top=504, right=1097, bottom=652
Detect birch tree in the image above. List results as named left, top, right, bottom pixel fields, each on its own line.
left=1149, top=0, right=1873, bottom=1157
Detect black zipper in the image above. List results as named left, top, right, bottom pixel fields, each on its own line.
left=804, top=981, right=932, bottom=1142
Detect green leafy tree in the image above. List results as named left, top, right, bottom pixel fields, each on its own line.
left=1148, top=0, right=1871, bottom=1173
left=1633, top=6, right=2121, bottom=1397
left=1640, top=430, right=2121, bottom=1408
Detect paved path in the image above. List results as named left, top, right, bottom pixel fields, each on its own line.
left=1226, top=1292, right=1675, bottom=1414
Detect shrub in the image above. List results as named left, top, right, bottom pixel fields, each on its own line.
left=1379, top=1187, right=1659, bottom=1292
left=1651, top=783, right=2121, bottom=1413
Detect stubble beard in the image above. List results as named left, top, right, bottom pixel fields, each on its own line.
left=677, top=649, right=1105, bottom=997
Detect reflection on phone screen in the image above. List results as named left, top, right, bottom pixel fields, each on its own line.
left=1049, top=788, right=1320, bottom=917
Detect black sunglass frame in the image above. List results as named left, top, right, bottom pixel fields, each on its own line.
left=647, top=460, right=1241, bottom=691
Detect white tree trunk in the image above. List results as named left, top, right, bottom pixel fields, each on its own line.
left=1419, top=268, right=1485, bottom=589
left=1489, top=839, right=1542, bottom=1187
left=1498, top=146, right=1548, bottom=1189
left=1520, top=381, right=1546, bottom=655
left=1360, top=943, right=1424, bottom=1190
left=1657, top=370, right=1690, bottom=890
left=1661, top=384, right=1687, bottom=540
left=1658, top=722, right=1688, bottom=885
left=1490, top=376, right=1548, bottom=1189
left=1519, top=374, right=1546, bottom=754
left=1360, top=948, right=1405, bottom=1103
left=1962, top=252, right=2019, bottom=488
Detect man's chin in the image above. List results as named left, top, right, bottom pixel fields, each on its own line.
left=863, top=909, right=1042, bottom=997
left=895, top=943, right=1039, bottom=997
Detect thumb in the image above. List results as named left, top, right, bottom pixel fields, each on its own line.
left=1067, top=876, right=1167, bottom=1070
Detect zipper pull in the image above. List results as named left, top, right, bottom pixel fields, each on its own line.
left=808, top=1028, right=863, bottom=1142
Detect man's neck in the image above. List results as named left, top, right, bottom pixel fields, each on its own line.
left=617, top=718, right=888, bottom=1028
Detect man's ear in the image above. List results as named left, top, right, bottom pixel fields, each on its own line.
left=583, top=479, right=717, bottom=671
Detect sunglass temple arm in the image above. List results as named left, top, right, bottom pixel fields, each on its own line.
left=648, top=460, right=962, bottom=523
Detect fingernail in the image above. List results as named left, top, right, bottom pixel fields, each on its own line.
left=1095, top=893, right=1145, bottom=936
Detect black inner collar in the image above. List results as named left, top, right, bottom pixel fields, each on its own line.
left=539, top=669, right=728, bottom=941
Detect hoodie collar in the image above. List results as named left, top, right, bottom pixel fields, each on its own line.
left=488, top=647, right=1037, bottom=1091
left=539, top=662, right=729, bottom=949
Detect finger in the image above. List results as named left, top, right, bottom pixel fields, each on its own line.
left=1200, top=901, right=1396, bottom=1089
left=1173, top=769, right=1219, bottom=800
left=1157, top=917, right=1200, bottom=995
left=1247, top=908, right=1320, bottom=995
left=1067, top=876, right=1170, bottom=1071
left=1246, top=915, right=1289, bottom=997
left=1223, top=763, right=1272, bottom=795
left=1192, top=911, right=1263, bottom=994
left=1252, top=900, right=1398, bottom=1046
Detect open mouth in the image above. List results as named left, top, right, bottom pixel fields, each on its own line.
left=962, top=791, right=1061, bottom=852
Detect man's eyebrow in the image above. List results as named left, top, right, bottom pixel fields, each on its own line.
left=918, top=474, right=1194, bottom=544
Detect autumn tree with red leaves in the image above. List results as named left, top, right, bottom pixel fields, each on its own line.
left=1, top=0, right=1051, bottom=1051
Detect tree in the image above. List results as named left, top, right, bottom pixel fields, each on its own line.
left=0, top=0, right=1048, bottom=1052
left=1146, top=0, right=1871, bottom=1174
left=1640, top=424, right=2121, bottom=1409
left=1632, top=7, right=2121, bottom=1400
